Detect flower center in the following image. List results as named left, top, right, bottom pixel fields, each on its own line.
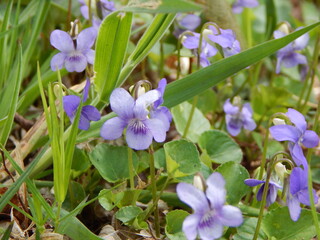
left=199, top=210, right=215, bottom=229
left=128, top=119, right=147, bottom=135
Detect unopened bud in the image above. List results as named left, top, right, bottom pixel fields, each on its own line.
left=273, top=118, right=286, bottom=126
left=193, top=173, right=205, bottom=191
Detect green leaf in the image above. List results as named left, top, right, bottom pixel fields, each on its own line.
left=71, top=148, right=91, bottom=178
left=215, top=162, right=250, bottom=204
left=122, top=0, right=202, bottom=13
left=117, top=13, right=175, bottom=87
left=115, top=206, right=143, bottom=224
left=265, top=0, right=277, bottom=39
left=94, top=11, right=132, bottom=102
left=99, top=189, right=124, bottom=211
left=198, top=130, right=243, bottom=164
left=165, top=210, right=189, bottom=240
left=171, top=101, right=211, bottom=142
left=262, top=207, right=318, bottom=240
left=233, top=217, right=267, bottom=240
left=89, top=144, right=139, bottom=183
left=163, top=22, right=320, bottom=108
left=164, top=139, right=201, bottom=178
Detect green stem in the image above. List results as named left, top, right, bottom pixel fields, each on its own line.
left=149, top=145, right=160, bottom=237
left=128, top=147, right=135, bottom=190
left=182, top=95, right=198, bottom=138
left=300, top=31, right=320, bottom=112
left=306, top=99, right=320, bottom=236
left=159, top=39, right=164, bottom=78
left=242, top=8, right=253, bottom=48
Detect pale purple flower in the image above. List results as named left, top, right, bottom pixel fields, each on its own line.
left=100, top=82, right=170, bottom=150
left=245, top=179, right=282, bottom=207
left=150, top=78, right=172, bottom=131
left=207, top=26, right=241, bottom=57
left=232, top=0, right=259, bottom=14
left=223, top=99, right=256, bottom=136
left=176, top=172, right=243, bottom=240
left=274, top=28, right=309, bottom=79
left=63, top=79, right=101, bottom=130
left=270, top=108, right=319, bottom=168
left=182, top=32, right=218, bottom=67
left=50, top=27, right=96, bottom=72
left=287, top=167, right=318, bottom=221
left=174, top=14, right=201, bottom=38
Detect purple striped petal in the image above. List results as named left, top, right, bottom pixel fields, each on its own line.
left=65, top=53, right=87, bottom=72
left=126, top=120, right=153, bottom=150
left=198, top=219, right=223, bottom=240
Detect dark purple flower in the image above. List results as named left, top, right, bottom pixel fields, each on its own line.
left=182, top=32, right=218, bottom=67
left=207, top=26, right=241, bottom=57
left=232, top=0, right=259, bottom=14
left=287, top=167, right=318, bottom=221
left=63, top=79, right=101, bottom=130
left=270, top=108, right=319, bottom=168
left=100, top=81, right=171, bottom=150
left=274, top=28, right=309, bottom=78
left=177, top=172, right=243, bottom=240
left=245, top=179, right=282, bottom=206
left=223, top=99, right=256, bottom=136
left=50, top=27, right=96, bottom=72
left=150, top=78, right=172, bottom=131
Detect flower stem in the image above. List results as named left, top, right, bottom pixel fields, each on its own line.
left=182, top=95, right=198, bottom=138
left=306, top=99, right=320, bottom=237
left=127, top=147, right=135, bottom=190
left=149, top=145, right=160, bottom=237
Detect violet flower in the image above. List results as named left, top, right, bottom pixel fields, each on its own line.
left=223, top=99, right=256, bottom=136
left=63, top=78, right=101, bottom=130
left=269, top=108, right=319, bottom=168
left=207, top=26, right=241, bottom=57
left=245, top=179, right=282, bottom=206
left=274, top=28, right=309, bottom=79
left=174, top=14, right=201, bottom=38
left=232, top=0, right=259, bottom=14
left=182, top=32, right=218, bottom=67
left=50, top=27, right=96, bottom=72
left=100, top=81, right=171, bottom=150
left=176, top=172, right=243, bottom=240
left=287, top=167, right=318, bottom=221
left=150, top=78, right=172, bottom=131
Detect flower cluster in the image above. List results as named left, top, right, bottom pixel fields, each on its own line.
left=223, top=98, right=256, bottom=136
left=50, top=27, right=96, bottom=72
left=274, top=28, right=309, bottom=80
left=100, top=79, right=172, bottom=150
left=182, top=23, right=241, bottom=67
left=63, top=78, right=101, bottom=130
left=232, top=0, right=259, bottom=14
left=177, top=172, right=243, bottom=240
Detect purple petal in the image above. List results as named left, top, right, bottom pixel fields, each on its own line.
left=126, top=121, right=153, bottom=150
left=84, top=49, right=95, bottom=65
left=241, top=0, right=259, bottom=8
left=290, top=143, right=308, bottom=169
left=50, top=30, right=74, bottom=52
left=182, top=33, right=200, bottom=49
left=150, top=107, right=172, bottom=131
left=144, top=118, right=166, bottom=143
left=63, top=95, right=81, bottom=121
left=281, top=53, right=307, bottom=68
left=198, top=220, right=223, bottom=240
left=223, top=99, right=239, bottom=115
left=226, top=115, right=242, bottom=136
left=287, top=195, right=301, bottom=221
left=232, top=3, right=244, bottom=14
left=100, top=117, right=127, bottom=140
left=208, top=28, right=235, bottom=49
left=206, top=173, right=226, bottom=209
left=154, top=78, right=167, bottom=108
left=223, top=40, right=241, bottom=57
left=297, top=189, right=312, bottom=206
left=244, top=179, right=265, bottom=187
left=179, top=14, right=201, bottom=30
left=134, top=89, right=160, bottom=119
left=199, top=55, right=210, bottom=67
left=293, top=30, right=309, bottom=50
left=77, top=27, right=97, bottom=51
left=83, top=78, right=90, bottom=102
left=302, top=130, right=319, bottom=148
left=275, top=54, right=283, bottom=74
left=286, top=108, right=307, bottom=133
left=50, top=52, right=66, bottom=71
left=267, top=184, right=278, bottom=206
left=78, top=114, right=90, bottom=130
left=81, top=105, right=101, bottom=121
left=219, top=205, right=243, bottom=227
left=80, top=5, right=89, bottom=19
left=290, top=167, right=307, bottom=195
left=109, top=88, right=134, bottom=120
left=65, top=53, right=87, bottom=72
left=269, top=125, right=300, bottom=143
left=176, top=182, right=209, bottom=213
left=182, top=214, right=201, bottom=240
left=256, top=184, right=264, bottom=202
left=274, top=30, right=286, bottom=39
